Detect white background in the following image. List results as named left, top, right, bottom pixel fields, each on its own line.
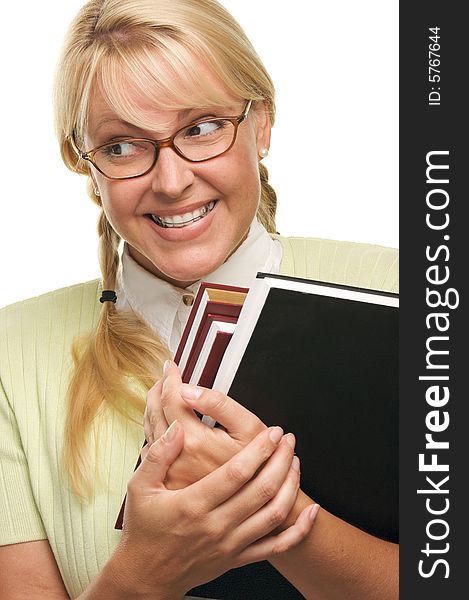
left=0, top=1, right=398, bottom=307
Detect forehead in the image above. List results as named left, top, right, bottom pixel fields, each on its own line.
left=87, top=86, right=238, bottom=138
left=85, top=51, right=240, bottom=136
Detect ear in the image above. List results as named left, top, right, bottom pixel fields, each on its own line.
left=253, top=100, right=272, bottom=158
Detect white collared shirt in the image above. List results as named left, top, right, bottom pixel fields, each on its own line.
left=116, top=219, right=282, bottom=355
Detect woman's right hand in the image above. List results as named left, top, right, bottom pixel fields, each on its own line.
left=108, top=420, right=319, bottom=599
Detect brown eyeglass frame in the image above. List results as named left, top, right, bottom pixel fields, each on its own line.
left=70, top=100, right=253, bottom=180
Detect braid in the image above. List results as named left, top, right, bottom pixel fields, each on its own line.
left=257, top=162, right=277, bottom=233
left=64, top=212, right=171, bottom=497
left=97, top=210, right=120, bottom=290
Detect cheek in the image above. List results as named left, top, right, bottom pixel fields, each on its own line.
left=98, top=180, right=140, bottom=222
left=219, top=150, right=261, bottom=203
left=237, top=158, right=262, bottom=213
left=100, top=195, right=126, bottom=229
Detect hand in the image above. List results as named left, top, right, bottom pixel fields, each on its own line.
left=114, top=419, right=319, bottom=598
left=143, top=360, right=268, bottom=488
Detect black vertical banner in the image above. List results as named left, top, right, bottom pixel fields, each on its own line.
left=400, top=2, right=467, bottom=598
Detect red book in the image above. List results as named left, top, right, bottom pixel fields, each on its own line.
left=182, top=313, right=238, bottom=382
left=189, top=320, right=236, bottom=388
left=175, top=282, right=247, bottom=371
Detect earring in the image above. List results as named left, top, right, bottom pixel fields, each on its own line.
left=94, top=188, right=100, bottom=197
left=259, top=147, right=269, bottom=158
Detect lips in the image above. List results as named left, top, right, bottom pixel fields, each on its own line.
left=148, top=200, right=217, bottom=228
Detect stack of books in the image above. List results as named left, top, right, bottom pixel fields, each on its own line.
left=178, top=272, right=399, bottom=523
left=175, top=282, right=248, bottom=388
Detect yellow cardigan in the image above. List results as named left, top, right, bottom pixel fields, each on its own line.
left=0, top=236, right=398, bottom=598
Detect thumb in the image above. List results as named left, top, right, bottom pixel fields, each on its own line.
left=134, top=420, right=184, bottom=488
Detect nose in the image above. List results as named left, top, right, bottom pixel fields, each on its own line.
left=150, top=146, right=195, bottom=200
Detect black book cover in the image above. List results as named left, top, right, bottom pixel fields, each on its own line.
left=191, top=280, right=398, bottom=598
left=229, top=286, right=398, bottom=541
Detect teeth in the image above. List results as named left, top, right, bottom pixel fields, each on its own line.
left=151, top=201, right=216, bottom=228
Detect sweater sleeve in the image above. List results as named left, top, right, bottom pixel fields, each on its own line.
left=0, top=375, right=46, bottom=544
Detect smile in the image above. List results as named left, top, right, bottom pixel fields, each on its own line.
left=149, top=201, right=217, bottom=228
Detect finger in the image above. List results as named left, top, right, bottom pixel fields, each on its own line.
left=218, top=434, right=297, bottom=526
left=131, top=420, right=184, bottom=491
left=235, top=504, right=320, bottom=567
left=180, top=384, right=265, bottom=439
left=143, top=380, right=168, bottom=444
left=160, top=360, right=197, bottom=424
left=226, top=450, right=301, bottom=545
left=186, top=426, right=283, bottom=510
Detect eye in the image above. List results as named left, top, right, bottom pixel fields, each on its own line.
left=103, top=141, right=137, bottom=157
left=97, top=139, right=152, bottom=164
left=184, top=120, right=227, bottom=139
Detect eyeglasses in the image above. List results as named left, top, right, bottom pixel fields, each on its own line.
left=71, top=100, right=252, bottom=180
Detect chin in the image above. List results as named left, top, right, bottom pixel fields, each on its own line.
left=165, top=266, right=217, bottom=286
left=162, top=252, right=229, bottom=286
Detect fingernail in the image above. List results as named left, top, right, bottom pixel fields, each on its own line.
left=291, top=455, right=300, bottom=472
left=163, top=419, right=180, bottom=443
left=180, top=384, right=203, bottom=402
left=269, top=426, right=284, bottom=444
left=284, top=433, right=296, bottom=449
left=163, top=360, right=171, bottom=375
left=309, top=503, right=321, bottom=522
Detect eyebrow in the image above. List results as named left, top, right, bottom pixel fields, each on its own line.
left=93, top=117, right=132, bottom=132
left=92, top=106, right=225, bottom=137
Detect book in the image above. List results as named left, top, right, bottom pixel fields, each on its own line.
left=213, top=273, right=399, bottom=540
left=188, top=320, right=236, bottom=388
left=188, top=273, right=398, bottom=599
left=175, top=282, right=248, bottom=378
left=182, top=313, right=238, bottom=383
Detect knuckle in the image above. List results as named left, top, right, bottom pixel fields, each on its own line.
left=139, top=444, right=150, bottom=462
left=210, top=390, right=229, bottom=412
left=180, top=498, right=205, bottom=522
left=159, top=387, right=173, bottom=410
left=145, top=442, right=161, bottom=464
left=267, top=505, right=288, bottom=529
left=183, top=433, right=203, bottom=456
left=143, top=421, right=154, bottom=444
left=256, top=477, right=277, bottom=502
left=218, top=539, right=234, bottom=558
left=204, top=520, right=224, bottom=542
left=126, top=475, right=141, bottom=497
left=147, top=410, right=159, bottom=433
left=259, top=442, right=274, bottom=463
left=226, top=460, right=250, bottom=485
left=270, top=540, right=289, bottom=557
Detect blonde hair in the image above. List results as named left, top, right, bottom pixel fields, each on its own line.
left=55, top=0, right=278, bottom=495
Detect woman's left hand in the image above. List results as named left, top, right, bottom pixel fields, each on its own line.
left=143, top=360, right=270, bottom=489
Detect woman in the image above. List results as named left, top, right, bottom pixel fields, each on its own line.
left=0, top=0, right=399, bottom=598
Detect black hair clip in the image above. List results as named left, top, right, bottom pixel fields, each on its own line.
left=100, top=290, right=117, bottom=304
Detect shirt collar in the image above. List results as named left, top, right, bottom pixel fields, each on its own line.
left=116, top=218, right=282, bottom=352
